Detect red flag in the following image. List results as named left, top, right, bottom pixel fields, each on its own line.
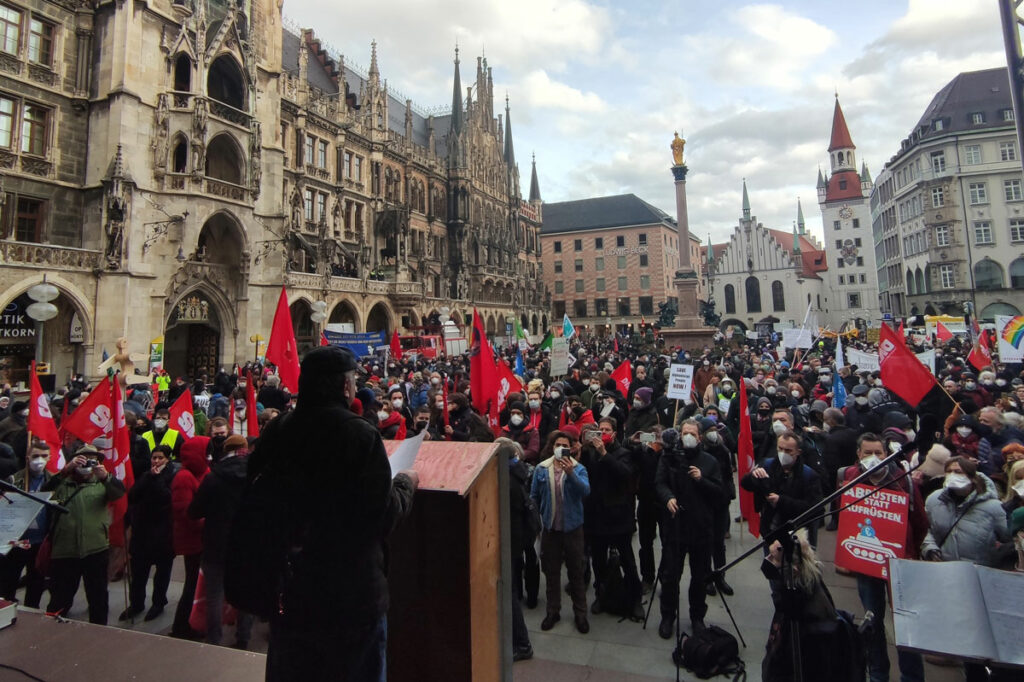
left=62, top=376, right=114, bottom=445
left=935, top=321, right=953, bottom=343
left=613, top=337, right=619, bottom=353
left=441, top=372, right=451, bottom=441
left=169, top=389, right=196, bottom=440
left=246, top=370, right=259, bottom=437
left=736, top=381, right=760, bottom=538
left=967, top=329, right=992, bottom=371
left=493, top=359, right=524, bottom=436
left=897, top=319, right=905, bottom=342
left=879, top=323, right=935, bottom=407
left=320, top=331, right=329, bottom=347
left=469, top=308, right=497, bottom=417
left=29, top=361, right=63, bottom=472
left=390, top=330, right=402, bottom=360
left=266, top=287, right=301, bottom=393
left=610, top=360, right=632, bottom=399
left=107, top=378, right=133, bottom=488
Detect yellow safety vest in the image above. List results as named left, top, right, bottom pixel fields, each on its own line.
left=142, top=429, right=180, bottom=454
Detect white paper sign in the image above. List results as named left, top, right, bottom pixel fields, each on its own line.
left=0, top=491, right=51, bottom=555
left=996, top=315, right=1024, bottom=363
left=783, top=328, right=814, bottom=349
left=550, top=338, right=569, bottom=376
left=848, top=348, right=881, bottom=371
left=389, top=430, right=425, bottom=479
left=666, top=364, right=695, bottom=401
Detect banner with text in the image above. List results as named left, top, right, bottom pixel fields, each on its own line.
left=666, top=364, right=695, bottom=400
left=323, top=330, right=387, bottom=358
left=996, top=315, right=1024, bottom=363
left=835, top=484, right=909, bottom=580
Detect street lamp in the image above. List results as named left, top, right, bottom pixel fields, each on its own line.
left=26, top=279, right=58, bottom=365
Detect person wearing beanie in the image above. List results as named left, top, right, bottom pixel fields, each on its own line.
left=698, top=418, right=734, bottom=597
left=502, top=401, right=540, bottom=464
left=944, top=414, right=981, bottom=462
left=846, top=384, right=882, bottom=434
left=624, top=387, right=657, bottom=439
left=244, top=346, right=419, bottom=677
left=445, top=392, right=492, bottom=442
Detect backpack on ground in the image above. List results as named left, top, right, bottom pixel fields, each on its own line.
left=599, top=548, right=636, bottom=620
left=673, top=624, right=746, bottom=680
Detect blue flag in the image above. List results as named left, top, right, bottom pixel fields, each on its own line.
left=562, top=313, right=576, bottom=341
left=833, top=372, right=847, bottom=409
left=515, top=348, right=525, bottom=376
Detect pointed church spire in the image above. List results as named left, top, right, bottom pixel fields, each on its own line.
left=816, top=166, right=826, bottom=189
left=368, top=40, right=379, bottom=80
left=797, top=198, right=806, bottom=234
left=792, top=223, right=801, bottom=254
left=741, top=178, right=750, bottom=219
left=860, top=161, right=872, bottom=184
left=529, top=153, right=541, bottom=202
left=828, top=96, right=855, bottom=152
left=707, top=233, right=714, bottom=264
left=504, top=95, right=515, bottom=166
left=450, top=46, right=463, bottom=135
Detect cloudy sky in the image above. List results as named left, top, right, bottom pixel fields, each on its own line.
left=285, top=0, right=1005, bottom=245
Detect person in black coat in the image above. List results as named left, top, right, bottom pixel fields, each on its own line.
left=189, top=434, right=253, bottom=647
left=655, top=421, right=725, bottom=638
left=700, top=418, right=735, bottom=596
left=445, top=392, right=493, bottom=442
left=580, top=418, right=644, bottom=619
left=625, top=425, right=664, bottom=591
left=822, top=408, right=859, bottom=530
left=498, top=438, right=535, bottom=661
left=741, top=430, right=824, bottom=545
left=247, top=346, right=418, bottom=681
left=845, top=384, right=882, bottom=435
left=624, top=387, right=658, bottom=439
left=122, top=444, right=179, bottom=622
left=257, top=374, right=290, bottom=412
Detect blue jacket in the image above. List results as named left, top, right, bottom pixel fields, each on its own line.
left=530, top=456, right=590, bottom=532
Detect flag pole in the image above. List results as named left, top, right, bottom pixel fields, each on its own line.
left=22, top=429, right=32, bottom=491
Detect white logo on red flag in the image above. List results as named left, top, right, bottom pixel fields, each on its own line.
left=176, top=411, right=195, bottom=438
left=88, top=404, right=112, bottom=432
left=36, top=393, right=53, bottom=420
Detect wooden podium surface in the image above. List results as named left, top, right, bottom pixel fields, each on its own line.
left=0, top=609, right=265, bottom=681
left=385, top=440, right=511, bottom=682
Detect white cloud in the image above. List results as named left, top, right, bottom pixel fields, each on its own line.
left=516, top=70, right=607, bottom=113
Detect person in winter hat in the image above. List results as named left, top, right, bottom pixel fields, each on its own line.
left=624, top=387, right=657, bottom=439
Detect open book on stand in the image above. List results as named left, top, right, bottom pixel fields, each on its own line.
left=889, top=559, right=1024, bottom=669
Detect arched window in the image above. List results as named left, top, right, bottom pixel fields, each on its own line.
left=207, top=55, right=246, bottom=110
left=916, top=268, right=926, bottom=294
left=724, top=284, right=736, bottom=314
left=1010, top=257, right=1024, bottom=288
left=771, top=280, right=785, bottom=311
left=171, top=136, right=188, bottom=173
left=745, top=276, right=761, bottom=313
left=173, top=53, right=192, bottom=92
left=974, top=259, right=1004, bottom=290
left=205, top=134, right=244, bottom=184
left=906, top=268, right=916, bottom=295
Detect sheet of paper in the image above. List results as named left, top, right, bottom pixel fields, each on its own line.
left=977, top=566, right=1024, bottom=667
left=389, top=430, right=425, bottom=479
left=0, top=490, right=51, bottom=556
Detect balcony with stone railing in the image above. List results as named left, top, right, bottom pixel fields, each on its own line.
left=208, top=99, right=251, bottom=128
left=0, top=240, right=103, bottom=270
left=205, top=177, right=249, bottom=202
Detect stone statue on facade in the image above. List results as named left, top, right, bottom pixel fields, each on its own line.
left=105, top=196, right=126, bottom=269
left=671, top=131, right=685, bottom=166
left=153, top=94, right=169, bottom=177
left=249, top=120, right=262, bottom=197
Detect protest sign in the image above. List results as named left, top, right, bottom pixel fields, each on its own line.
left=550, top=337, right=569, bottom=376
left=996, top=315, right=1024, bottom=363
left=783, top=328, right=813, bottom=349
left=666, top=364, right=694, bottom=400
left=835, top=484, right=909, bottom=580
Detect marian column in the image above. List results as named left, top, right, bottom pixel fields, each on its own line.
left=670, top=132, right=699, bottom=318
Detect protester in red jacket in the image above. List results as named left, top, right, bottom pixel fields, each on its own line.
left=170, top=435, right=209, bottom=638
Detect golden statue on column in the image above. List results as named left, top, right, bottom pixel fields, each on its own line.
left=671, top=131, right=686, bottom=166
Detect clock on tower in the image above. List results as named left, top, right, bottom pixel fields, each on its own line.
left=838, top=205, right=853, bottom=220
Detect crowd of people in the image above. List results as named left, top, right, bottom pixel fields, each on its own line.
left=2, top=327, right=1024, bottom=680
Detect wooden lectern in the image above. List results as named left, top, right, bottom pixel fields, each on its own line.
left=384, top=440, right=512, bottom=682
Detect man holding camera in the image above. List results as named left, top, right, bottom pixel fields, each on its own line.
left=44, top=443, right=126, bottom=624
left=655, top=420, right=725, bottom=638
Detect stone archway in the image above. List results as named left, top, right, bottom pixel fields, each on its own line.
left=164, top=286, right=230, bottom=381
left=328, top=299, right=360, bottom=332
left=366, top=301, right=394, bottom=335
left=531, top=314, right=538, bottom=336
left=290, top=298, right=316, bottom=355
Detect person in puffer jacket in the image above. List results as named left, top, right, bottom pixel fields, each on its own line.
left=922, top=456, right=1008, bottom=566
left=170, top=435, right=209, bottom=638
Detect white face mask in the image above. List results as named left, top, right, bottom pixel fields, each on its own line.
left=591, top=384, right=600, bottom=391
left=904, top=429, right=916, bottom=441
left=965, top=382, right=977, bottom=391
left=860, top=455, right=881, bottom=472
left=29, top=456, right=47, bottom=473
left=855, top=397, right=869, bottom=406
left=550, top=391, right=560, bottom=399
left=956, top=426, right=973, bottom=438
left=510, top=414, right=524, bottom=426
left=153, top=419, right=168, bottom=430
left=778, top=451, right=795, bottom=467
left=1013, top=480, right=1024, bottom=498
left=681, top=434, right=699, bottom=449
left=633, top=399, right=643, bottom=409
left=996, top=379, right=1007, bottom=387
left=772, top=420, right=787, bottom=435
left=791, top=390, right=801, bottom=399
left=435, top=402, right=444, bottom=410
left=377, top=411, right=390, bottom=422
left=767, top=386, right=776, bottom=395
left=705, top=430, right=720, bottom=444
left=392, top=399, right=403, bottom=409
left=431, top=378, right=440, bottom=386
left=944, top=473, right=972, bottom=492
left=529, top=399, right=540, bottom=409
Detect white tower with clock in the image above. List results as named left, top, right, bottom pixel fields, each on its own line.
left=817, top=96, right=881, bottom=332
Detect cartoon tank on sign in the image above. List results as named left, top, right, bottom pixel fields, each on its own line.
left=840, top=518, right=899, bottom=574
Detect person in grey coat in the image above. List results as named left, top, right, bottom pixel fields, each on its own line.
left=922, top=456, right=1008, bottom=566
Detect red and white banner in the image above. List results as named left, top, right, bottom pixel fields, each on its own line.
left=169, top=389, right=196, bottom=439
left=610, top=360, right=632, bottom=399
left=835, top=484, right=909, bottom=580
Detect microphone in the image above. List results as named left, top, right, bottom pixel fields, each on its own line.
left=661, top=428, right=679, bottom=450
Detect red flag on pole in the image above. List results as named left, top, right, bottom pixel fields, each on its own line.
left=246, top=370, right=259, bottom=437
left=935, top=321, right=953, bottom=343
left=169, top=389, right=196, bottom=440
left=967, top=329, right=993, bottom=371
left=879, top=323, right=935, bottom=407
left=610, top=360, right=632, bottom=399
left=736, top=380, right=760, bottom=538
left=29, top=361, right=63, bottom=472
left=108, top=378, right=133, bottom=489
left=897, top=319, right=905, bottom=342
left=320, top=331, right=329, bottom=347
left=390, top=330, right=402, bottom=360
left=469, top=308, right=497, bottom=417
left=492, top=359, right=524, bottom=436
left=266, top=286, right=301, bottom=393
left=613, top=337, right=619, bottom=353
left=62, top=376, right=114, bottom=445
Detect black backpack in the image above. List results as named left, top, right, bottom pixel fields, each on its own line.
left=600, top=549, right=637, bottom=620
left=673, top=624, right=746, bottom=680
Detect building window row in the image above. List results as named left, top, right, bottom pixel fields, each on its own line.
left=551, top=233, right=649, bottom=254
left=0, top=6, right=54, bottom=67
left=552, top=296, right=655, bottom=318
left=0, top=93, right=49, bottom=155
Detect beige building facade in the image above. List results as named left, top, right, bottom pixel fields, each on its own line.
left=0, top=0, right=547, bottom=384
